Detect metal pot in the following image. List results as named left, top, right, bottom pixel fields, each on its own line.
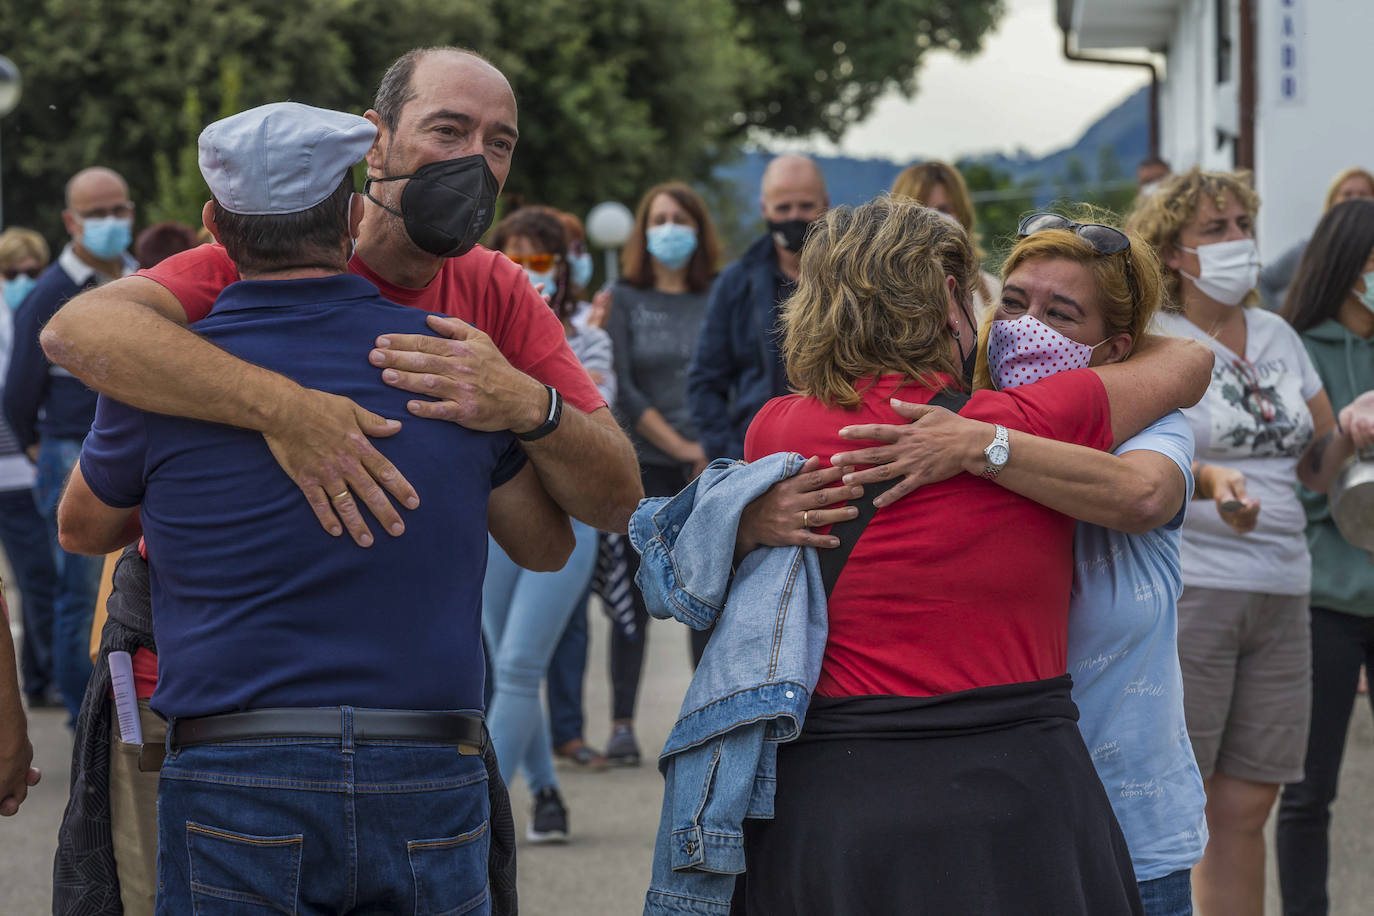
left=1330, top=447, right=1374, bottom=557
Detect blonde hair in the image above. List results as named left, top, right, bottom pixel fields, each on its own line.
left=0, top=228, right=50, bottom=271
left=1125, top=166, right=1260, bottom=312
left=973, top=214, right=1166, bottom=389
left=1323, top=167, right=1374, bottom=212
left=782, top=195, right=976, bottom=408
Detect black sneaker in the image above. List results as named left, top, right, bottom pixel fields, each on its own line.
left=604, top=723, right=641, bottom=767
left=526, top=786, right=569, bottom=844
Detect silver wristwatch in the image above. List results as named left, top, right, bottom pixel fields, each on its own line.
left=981, top=425, right=1010, bottom=480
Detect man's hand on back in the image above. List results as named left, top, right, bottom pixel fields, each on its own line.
left=369, top=314, right=547, bottom=433
left=261, top=388, right=420, bottom=547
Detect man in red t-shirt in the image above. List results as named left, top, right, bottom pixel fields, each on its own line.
left=41, top=48, right=641, bottom=546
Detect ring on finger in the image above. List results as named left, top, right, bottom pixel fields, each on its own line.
left=331, top=490, right=350, bottom=502
left=802, top=510, right=811, bottom=528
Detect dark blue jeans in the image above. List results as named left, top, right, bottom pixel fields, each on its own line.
left=0, top=485, right=57, bottom=698
left=1137, top=868, right=1193, bottom=916
left=33, top=437, right=102, bottom=720
left=156, top=715, right=492, bottom=915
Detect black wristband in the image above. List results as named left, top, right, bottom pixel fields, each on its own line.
left=515, top=385, right=563, bottom=442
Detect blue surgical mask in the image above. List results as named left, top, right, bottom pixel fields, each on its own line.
left=570, top=251, right=594, bottom=290
left=1360, top=271, right=1374, bottom=313
left=3, top=275, right=37, bottom=310
left=525, top=267, right=558, bottom=300
left=80, top=216, right=133, bottom=260
left=646, top=223, right=698, bottom=270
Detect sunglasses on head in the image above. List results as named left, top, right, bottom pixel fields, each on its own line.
left=1017, top=213, right=1131, bottom=255
left=1018, top=212, right=1137, bottom=301
left=2, top=267, right=41, bottom=281
left=505, top=252, right=558, bottom=272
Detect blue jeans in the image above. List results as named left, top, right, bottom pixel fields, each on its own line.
left=482, top=521, right=596, bottom=793
left=546, top=586, right=591, bottom=748
left=156, top=716, right=491, bottom=915
left=1138, top=868, right=1193, bottom=916
left=0, top=485, right=58, bottom=697
left=33, top=437, right=102, bottom=720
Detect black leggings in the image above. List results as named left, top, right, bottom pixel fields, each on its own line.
left=610, top=463, right=695, bottom=722
left=1276, top=606, right=1374, bottom=916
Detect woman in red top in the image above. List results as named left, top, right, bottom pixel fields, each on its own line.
left=735, top=197, right=1209, bottom=915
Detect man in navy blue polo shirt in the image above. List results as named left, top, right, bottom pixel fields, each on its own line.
left=57, top=102, right=572, bottom=914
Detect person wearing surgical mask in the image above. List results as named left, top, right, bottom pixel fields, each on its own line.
left=1274, top=198, right=1374, bottom=916
left=0, top=228, right=60, bottom=714
left=605, top=181, right=720, bottom=761
left=751, top=210, right=1213, bottom=912
left=3, top=167, right=136, bottom=725
left=1128, top=167, right=1374, bottom=916
left=481, top=205, right=614, bottom=845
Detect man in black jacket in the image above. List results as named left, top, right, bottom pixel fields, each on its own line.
left=686, top=155, right=827, bottom=460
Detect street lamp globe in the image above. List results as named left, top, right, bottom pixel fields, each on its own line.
left=585, top=201, right=635, bottom=249
left=0, top=56, right=20, bottom=117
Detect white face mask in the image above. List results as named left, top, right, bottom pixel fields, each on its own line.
left=988, top=315, right=1109, bottom=390
left=1179, top=238, right=1260, bottom=306
left=1138, top=180, right=1163, bottom=197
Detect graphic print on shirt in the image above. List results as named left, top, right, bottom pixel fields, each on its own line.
left=1209, top=356, right=1313, bottom=458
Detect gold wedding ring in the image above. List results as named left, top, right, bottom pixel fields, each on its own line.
left=802, top=510, right=811, bottom=529
left=331, top=490, right=350, bottom=501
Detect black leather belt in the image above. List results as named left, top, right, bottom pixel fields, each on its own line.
left=169, top=708, right=487, bottom=755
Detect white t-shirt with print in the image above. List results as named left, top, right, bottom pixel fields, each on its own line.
left=1157, top=309, right=1322, bottom=595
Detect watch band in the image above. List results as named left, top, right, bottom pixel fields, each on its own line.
left=981, top=424, right=1009, bottom=480
left=516, top=385, right=563, bottom=442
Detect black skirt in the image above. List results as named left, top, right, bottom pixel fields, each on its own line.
left=736, top=675, right=1143, bottom=916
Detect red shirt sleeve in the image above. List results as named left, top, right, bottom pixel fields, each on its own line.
left=964, top=368, right=1113, bottom=451
left=479, top=254, right=606, bottom=415
left=135, top=243, right=239, bottom=323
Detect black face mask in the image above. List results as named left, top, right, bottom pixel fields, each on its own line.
left=364, top=154, right=499, bottom=258
left=768, top=218, right=811, bottom=254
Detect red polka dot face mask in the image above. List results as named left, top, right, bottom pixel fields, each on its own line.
left=988, top=315, right=1108, bottom=390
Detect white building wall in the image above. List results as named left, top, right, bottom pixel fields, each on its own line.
left=1254, top=0, right=1374, bottom=258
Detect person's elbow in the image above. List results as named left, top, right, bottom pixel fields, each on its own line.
left=1175, top=339, right=1215, bottom=408
left=506, top=517, right=575, bottom=572
left=57, top=506, right=113, bottom=556
left=1117, top=485, right=1177, bottom=535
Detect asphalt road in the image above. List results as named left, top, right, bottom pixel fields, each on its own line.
left=3, top=595, right=1373, bottom=914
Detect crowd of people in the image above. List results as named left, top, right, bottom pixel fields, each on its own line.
left=0, top=41, right=1373, bottom=916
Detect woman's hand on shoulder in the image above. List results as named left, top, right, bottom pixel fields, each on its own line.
left=734, top=456, right=861, bottom=560
left=831, top=400, right=990, bottom=508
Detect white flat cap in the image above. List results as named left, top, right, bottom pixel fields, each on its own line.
left=198, top=102, right=377, bottom=215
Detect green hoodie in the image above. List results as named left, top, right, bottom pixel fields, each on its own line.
left=1299, top=319, right=1374, bottom=615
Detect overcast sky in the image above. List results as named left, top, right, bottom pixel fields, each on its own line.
left=781, top=0, right=1150, bottom=163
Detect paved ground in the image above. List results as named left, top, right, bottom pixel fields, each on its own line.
left=3, top=583, right=1374, bottom=914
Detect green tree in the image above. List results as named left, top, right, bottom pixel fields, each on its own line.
left=732, top=0, right=1005, bottom=141
left=0, top=0, right=494, bottom=240
left=0, top=0, right=1005, bottom=245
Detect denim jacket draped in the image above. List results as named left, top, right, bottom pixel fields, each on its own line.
left=629, top=454, right=828, bottom=916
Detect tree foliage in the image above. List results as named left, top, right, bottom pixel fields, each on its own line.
left=733, top=0, right=1004, bottom=142
left=0, top=0, right=1004, bottom=244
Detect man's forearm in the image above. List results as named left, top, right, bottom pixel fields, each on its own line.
left=523, top=406, right=642, bottom=533
left=42, top=282, right=296, bottom=431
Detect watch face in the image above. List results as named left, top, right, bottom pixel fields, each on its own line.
left=988, top=443, right=1010, bottom=466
